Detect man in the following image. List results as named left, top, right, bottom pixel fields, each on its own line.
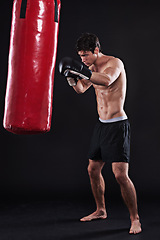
left=59, top=33, right=142, bottom=234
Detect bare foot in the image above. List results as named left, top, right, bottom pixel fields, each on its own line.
left=129, top=219, right=142, bottom=234
left=80, top=210, right=107, bottom=222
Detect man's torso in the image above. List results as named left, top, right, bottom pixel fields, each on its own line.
left=91, top=55, right=127, bottom=120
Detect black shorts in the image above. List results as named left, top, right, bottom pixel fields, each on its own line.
left=87, top=119, right=130, bottom=163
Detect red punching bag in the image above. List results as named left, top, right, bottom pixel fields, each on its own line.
left=3, top=0, right=61, bottom=134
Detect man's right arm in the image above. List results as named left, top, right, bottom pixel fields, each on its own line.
left=73, top=79, right=92, bottom=94
left=59, top=57, right=92, bottom=94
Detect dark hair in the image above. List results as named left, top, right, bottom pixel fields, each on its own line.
left=76, top=33, right=102, bottom=53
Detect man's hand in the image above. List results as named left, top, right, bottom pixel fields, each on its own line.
left=59, top=57, right=92, bottom=86
left=63, top=69, right=78, bottom=86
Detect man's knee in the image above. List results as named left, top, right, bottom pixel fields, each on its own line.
left=112, top=162, right=129, bottom=185
left=114, top=171, right=128, bottom=185
left=87, top=160, right=104, bottom=178
left=87, top=164, right=98, bottom=178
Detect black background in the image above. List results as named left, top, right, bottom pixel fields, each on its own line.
left=0, top=0, right=160, bottom=204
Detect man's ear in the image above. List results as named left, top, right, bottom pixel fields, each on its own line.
left=94, top=47, right=99, bottom=55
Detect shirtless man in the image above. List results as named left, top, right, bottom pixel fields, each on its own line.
left=59, top=33, right=142, bottom=234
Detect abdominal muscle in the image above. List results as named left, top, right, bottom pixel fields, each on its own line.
left=94, top=78, right=127, bottom=120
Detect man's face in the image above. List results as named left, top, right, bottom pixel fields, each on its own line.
left=78, top=50, right=97, bottom=67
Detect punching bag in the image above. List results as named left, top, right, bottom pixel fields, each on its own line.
left=3, top=0, right=61, bottom=134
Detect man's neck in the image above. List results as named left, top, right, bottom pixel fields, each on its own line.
left=94, top=53, right=105, bottom=66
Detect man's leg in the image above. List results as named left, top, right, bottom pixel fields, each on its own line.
left=80, top=159, right=107, bottom=221
left=112, top=162, right=142, bottom=234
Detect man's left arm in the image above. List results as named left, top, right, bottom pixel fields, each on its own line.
left=59, top=57, right=124, bottom=88
left=90, top=58, right=123, bottom=87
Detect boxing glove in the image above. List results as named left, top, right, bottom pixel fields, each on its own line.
left=63, top=69, right=78, bottom=86
left=59, top=57, right=92, bottom=82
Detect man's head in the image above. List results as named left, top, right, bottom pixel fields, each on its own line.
left=76, top=33, right=102, bottom=66
left=76, top=33, right=102, bottom=53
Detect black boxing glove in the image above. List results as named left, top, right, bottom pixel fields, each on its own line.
left=59, top=57, right=92, bottom=86
left=62, top=69, right=78, bottom=86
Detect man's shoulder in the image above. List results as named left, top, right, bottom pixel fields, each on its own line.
left=106, top=56, right=124, bottom=69
left=100, top=55, right=121, bottom=65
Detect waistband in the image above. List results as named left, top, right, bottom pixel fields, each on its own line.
left=99, top=116, right=128, bottom=123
